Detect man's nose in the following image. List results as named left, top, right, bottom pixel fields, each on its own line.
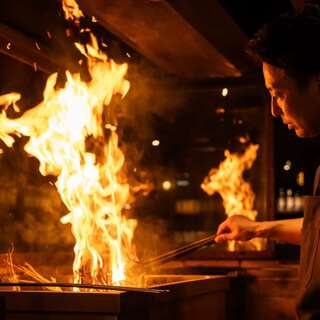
left=271, top=97, right=282, bottom=118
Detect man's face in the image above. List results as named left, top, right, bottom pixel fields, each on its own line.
left=263, top=62, right=320, bottom=138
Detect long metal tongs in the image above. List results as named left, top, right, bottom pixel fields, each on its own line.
left=141, top=234, right=217, bottom=267
left=0, top=281, right=169, bottom=294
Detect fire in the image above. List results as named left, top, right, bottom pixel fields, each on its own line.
left=201, top=144, right=266, bottom=251
left=62, top=0, right=84, bottom=23
left=0, top=33, right=137, bottom=285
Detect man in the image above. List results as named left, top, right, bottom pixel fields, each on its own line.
left=214, top=3, right=320, bottom=319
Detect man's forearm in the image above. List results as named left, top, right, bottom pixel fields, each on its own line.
left=254, top=218, right=303, bottom=245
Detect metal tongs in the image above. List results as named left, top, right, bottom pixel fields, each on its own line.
left=0, top=281, right=169, bottom=294
left=141, top=234, right=217, bottom=268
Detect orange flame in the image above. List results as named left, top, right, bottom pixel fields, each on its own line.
left=62, top=0, right=84, bottom=23
left=0, top=34, right=137, bottom=285
left=201, top=144, right=266, bottom=251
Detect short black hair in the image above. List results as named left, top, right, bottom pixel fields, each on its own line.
left=247, top=2, right=320, bottom=87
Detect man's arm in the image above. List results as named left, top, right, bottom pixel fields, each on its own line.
left=215, top=215, right=303, bottom=245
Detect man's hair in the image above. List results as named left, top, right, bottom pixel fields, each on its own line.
left=247, top=2, right=320, bottom=87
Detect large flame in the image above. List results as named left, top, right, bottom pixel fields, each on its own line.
left=201, top=144, right=266, bottom=251
left=0, top=34, right=137, bottom=284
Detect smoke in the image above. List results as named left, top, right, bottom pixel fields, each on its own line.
left=134, top=217, right=173, bottom=261
left=0, top=151, right=73, bottom=252
left=14, top=184, right=73, bottom=249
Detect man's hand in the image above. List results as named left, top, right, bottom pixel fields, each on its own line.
left=214, top=216, right=303, bottom=245
left=215, top=215, right=259, bottom=243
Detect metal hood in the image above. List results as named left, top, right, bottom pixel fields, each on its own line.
left=78, top=0, right=252, bottom=79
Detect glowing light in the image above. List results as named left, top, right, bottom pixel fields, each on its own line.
left=222, top=88, right=228, bottom=97
left=283, top=160, right=292, bottom=171
left=176, top=180, right=190, bottom=187
left=162, top=181, right=172, bottom=191
left=215, top=108, right=225, bottom=114
left=152, top=140, right=160, bottom=146
left=297, top=171, right=305, bottom=187
left=239, top=135, right=250, bottom=144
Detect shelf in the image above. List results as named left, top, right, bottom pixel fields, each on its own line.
left=275, top=212, right=303, bottom=219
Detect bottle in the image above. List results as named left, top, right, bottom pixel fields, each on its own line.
left=277, top=188, right=286, bottom=213
left=286, top=189, right=294, bottom=213
left=294, top=192, right=303, bottom=212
